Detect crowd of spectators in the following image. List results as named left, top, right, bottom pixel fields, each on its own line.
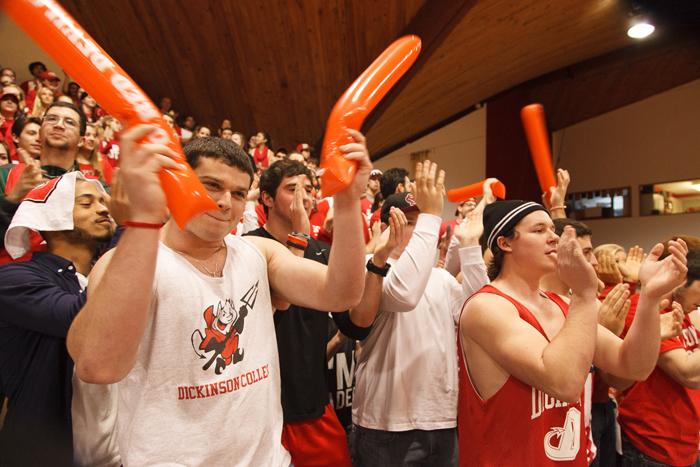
left=0, top=59, right=698, bottom=467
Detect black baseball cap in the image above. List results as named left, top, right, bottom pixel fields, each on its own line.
left=380, top=192, right=419, bottom=224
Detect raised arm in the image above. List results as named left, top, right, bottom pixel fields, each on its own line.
left=543, top=168, right=570, bottom=220
left=461, top=226, right=599, bottom=403
left=263, top=129, right=371, bottom=311
left=346, top=207, right=408, bottom=328
left=593, top=239, right=688, bottom=380
left=380, top=160, right=445, bottom=311
left=67, top=125, right=182, bottom=384
left=453, top=180, right=494, bottom=298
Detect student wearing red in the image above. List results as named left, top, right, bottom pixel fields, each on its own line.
left=457, top=200, right=688, bottom=466
left=76, top=123, right=113, bottom=186
left=616, top=247, right=700, bottom=466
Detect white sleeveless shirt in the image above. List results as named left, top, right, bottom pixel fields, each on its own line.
left=116, top=235, right=290, bottom=466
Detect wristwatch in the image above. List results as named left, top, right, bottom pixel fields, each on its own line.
left=366, top=258, right=391, bottom=277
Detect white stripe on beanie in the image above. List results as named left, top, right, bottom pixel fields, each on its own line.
left=487, top=201, right=541, bottom=252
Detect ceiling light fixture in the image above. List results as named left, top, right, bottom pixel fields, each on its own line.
left=627, top=20, right=655, bottom=39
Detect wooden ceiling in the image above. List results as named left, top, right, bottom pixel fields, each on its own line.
left=56, top=0, right=700, bottom=158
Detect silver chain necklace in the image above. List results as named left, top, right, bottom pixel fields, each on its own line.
left=177, top=244, right=226, bottom=277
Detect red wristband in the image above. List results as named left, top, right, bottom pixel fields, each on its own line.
left=286, top=234, right=308, bottom=249
left=123, top=220, right=165, bottom=229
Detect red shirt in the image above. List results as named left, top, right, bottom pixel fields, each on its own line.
left=458, top=285, right=588, bottom=466
left=309, top=198, right=370, bottom=245
left=369, top=208, right=381, bottom=229
left=618, top=307, right=700, bottom=466
left=253, top=146, right=270, bottom=169
left=100, top=139, right=120, bottom=168
left=360, top=196, right=373, bottom=224
left=254, top=203, right=267, bottom=227
left=78, top=158, right=114, bottom=186
left=439, top=219, right=458, bottom=239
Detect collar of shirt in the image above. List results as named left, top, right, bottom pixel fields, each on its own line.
left=31, top=251, right=79, bottom=276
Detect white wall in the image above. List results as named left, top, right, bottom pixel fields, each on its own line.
left=375, top=107, right=486, bottom=219
left=0, top=13, right=63, bottom=84
left=553, top=79, right=700, bottom=250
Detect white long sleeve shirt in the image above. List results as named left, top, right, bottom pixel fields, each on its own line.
left=352, top=214, right=489, bottom=431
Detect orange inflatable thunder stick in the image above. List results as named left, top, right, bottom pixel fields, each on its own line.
left=320, top=35, right=422, bottom=196
left=520, top=103, right=557, bottom=202
left=2, top=0, right=217, bottom=227
left=447, top=179, right=506, bottom=203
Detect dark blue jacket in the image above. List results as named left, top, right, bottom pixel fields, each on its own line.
left=0, top=252, right=86, bottom=466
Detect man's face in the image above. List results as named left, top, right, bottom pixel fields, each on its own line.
left=267, top=174, right=313, bottom=223
left=576, top=235, right=597, bottom=267
left=221, top=129, right=233, bottom=140
left=81, top=125, right=98, bottom=152
left=388, top=209, right=419, bottom=258
left=1, top=87, right=19, bottom=116
left=31, top=64, right=47, bottom=78
left=231, top=133, right=242, bottom=146
left=71, top=180, right=114, bottom=242
left=184, top=116, right=195, bottom=129
left=367, top=177, right=380, bottom=194
left=187, top=157, right=251, bottom=242
left=505, top=211, right=559, bottom=274
left=41, top=106, right=82, bottom=151
left=43, top=77, right=61, bottom=92
left=15, top=122, right=41, bottom=158
left=68, top=82, right=79, bottom=95
left=457, top=198, right=477, bottom=217
left=196, top=126, right=211, bottom=138
left=160, top=97, right=171, bottom=110
left=675, top=280, right=700, bottom=314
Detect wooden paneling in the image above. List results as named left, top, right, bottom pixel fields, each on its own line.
left=53, top=0, right=698, bottom=159
left=508, top=31, right=700, bottom=132
left=365, top=0, right=633, bottom=157
left=59, top=0, right=425, bottom=149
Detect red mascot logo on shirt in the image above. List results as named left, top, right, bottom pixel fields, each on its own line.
left=191, top=281, right=259, bottom=375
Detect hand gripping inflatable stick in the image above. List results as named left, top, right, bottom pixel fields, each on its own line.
left=521, top=103, right=557, bottom=202
left=320, top=35, right=422, bottom=196
left=447, top=179, right=506, bottom=203
left=2, top=0, right=217, bottom=227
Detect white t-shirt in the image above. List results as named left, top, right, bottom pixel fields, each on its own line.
left=72, top=272, right=122, bottom=467
left=116, top=235, right=290, bottom=466
left=353, top=214, right=488, bottom=431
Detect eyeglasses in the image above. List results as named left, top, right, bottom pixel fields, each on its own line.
left=43, top=114, right=79, bottom=129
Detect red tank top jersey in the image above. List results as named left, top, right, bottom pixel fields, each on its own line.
left=458, top=285, right=587, bottom=466
left=617, top=309, right=700, bottom=466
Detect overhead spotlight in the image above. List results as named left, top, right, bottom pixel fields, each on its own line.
left=627, top=19, right=655, bottom=39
